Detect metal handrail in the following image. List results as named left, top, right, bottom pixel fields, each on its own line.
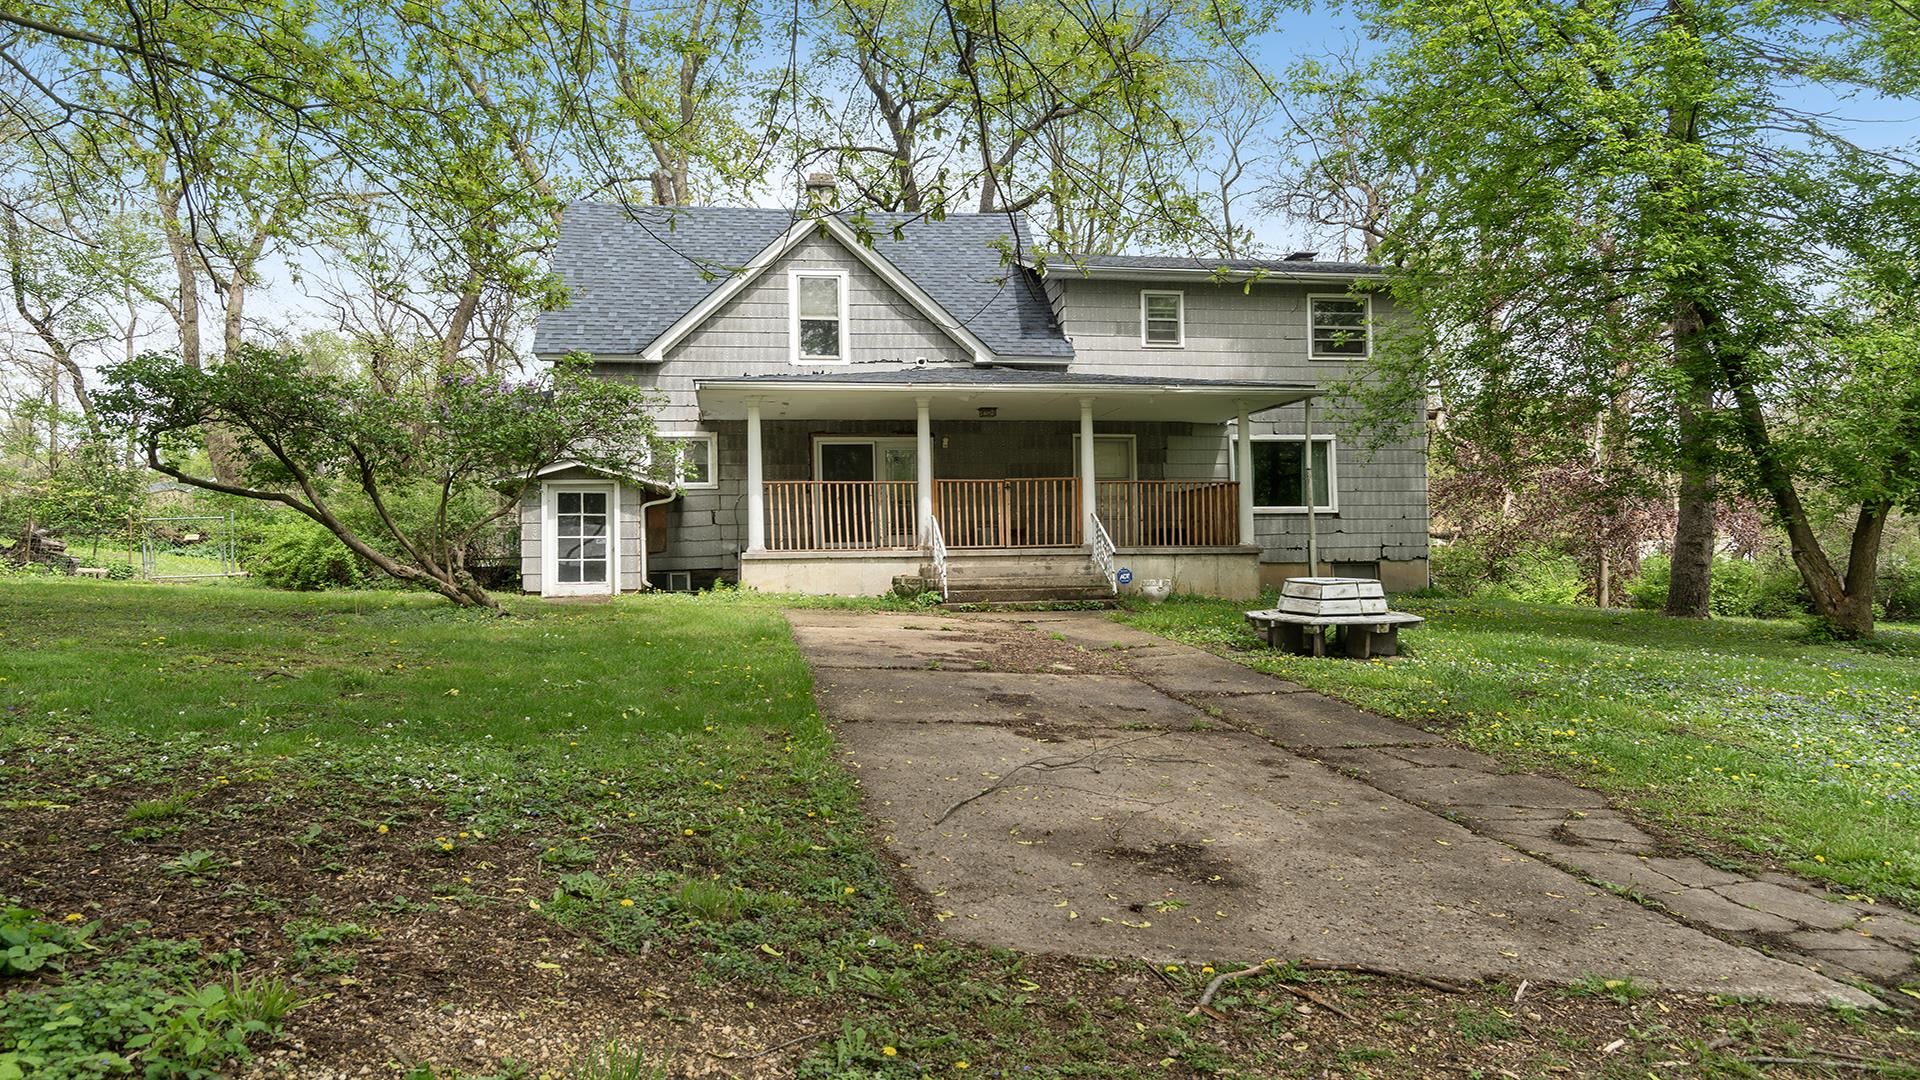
left=926, top=515, right=950, bottom=600
left=1087, top=511, right=1119, bottom=594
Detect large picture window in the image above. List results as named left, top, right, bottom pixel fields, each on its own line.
left=1309, top=295, right=1370, bottom=359
left=790, top=270, right=849, bottom=362
left=1235, top=436, right=1335, bottom=512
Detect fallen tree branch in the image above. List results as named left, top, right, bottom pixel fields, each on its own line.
left=1276, top=980, right=1359, bottom=1021
left=1740, top=1057, right=1901, bottom=1073
left=1187, top=961, right=1272, bottom=1016
left=1298, top=960, right=1470, bottom=994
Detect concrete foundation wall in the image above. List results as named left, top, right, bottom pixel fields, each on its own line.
left=1256, top=558, right=1430, bottom=594
left=739, top=551, right=925, bottom=596
left=1113, top=548, right=1261, bottom=601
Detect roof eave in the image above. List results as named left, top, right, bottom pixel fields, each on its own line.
left=1027, top=262, right=1382, bottom=285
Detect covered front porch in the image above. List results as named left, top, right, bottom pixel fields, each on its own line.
left=696, top=370, right=1320, bottom=598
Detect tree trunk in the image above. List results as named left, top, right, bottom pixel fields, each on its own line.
left=1665, top=300, right=1715, bottom=618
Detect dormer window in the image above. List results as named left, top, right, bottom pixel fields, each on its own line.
left=790, top=269, right=849, bottom=363
left=1141, top=290, right=1184, bottom=347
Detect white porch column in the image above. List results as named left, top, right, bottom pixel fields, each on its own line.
left=745, top=399, right=765, bottom=552
left=1078, top=397, right=1096, bottom=539
left=915, top=396, right=934, bottom=544
left=1235, top=405, right=1255, bottom=546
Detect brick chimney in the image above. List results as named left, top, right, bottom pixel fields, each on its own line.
left=803, top=172, right=838, bottom=211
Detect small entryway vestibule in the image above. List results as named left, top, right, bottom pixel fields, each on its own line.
left=543, top=482, right=617, bottom=596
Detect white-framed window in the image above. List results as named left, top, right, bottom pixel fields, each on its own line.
left=1308, top=294, right=1370, bottom=359
left=1140, top=290, right=1184, bottom=347
left=789, top=268, right=850, bottom=363
left=661, top=432, right=716, bottom=488
left=1231, top=434, right=1336, bottom=513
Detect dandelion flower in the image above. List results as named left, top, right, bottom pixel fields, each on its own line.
left=63, top=913, right=84, bottom=923
left=377, top=824, right=389, bottom=835
left=954, top=1061, right=970, bottom=1070
left=620, top=898, right=635, bottom=908
left=882, top=1047, right=898, bottom=1057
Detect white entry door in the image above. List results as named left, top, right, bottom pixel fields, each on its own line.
left=547, top=485, right=616, bottom=595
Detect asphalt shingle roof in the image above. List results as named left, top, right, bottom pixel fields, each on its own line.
left=1044, top=253, right=1384, bottom=278
left=532, top=204, right=1073, bottom=360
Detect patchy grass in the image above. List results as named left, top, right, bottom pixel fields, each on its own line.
left=3, top=579, right=1918, bottom=1076
left=1119, top=594, right=1920, bottom=906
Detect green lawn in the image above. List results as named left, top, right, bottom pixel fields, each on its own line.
left=3, top=579, right=1917, bottom=1078
left=1120, top=595, right=1920, bottom=906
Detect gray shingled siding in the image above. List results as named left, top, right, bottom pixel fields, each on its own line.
left=1053, top=277, right=1430, bottom=567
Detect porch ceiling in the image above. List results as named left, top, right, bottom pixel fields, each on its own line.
left=695, top=373, right=1319, bottom=423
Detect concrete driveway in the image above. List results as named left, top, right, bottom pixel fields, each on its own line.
left=788, top=609, right=1916, bottom=1007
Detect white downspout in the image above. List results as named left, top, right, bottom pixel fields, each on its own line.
left=1303, top=395, right=1320, bottom=576
left=637, top=489, right=680, bottom=590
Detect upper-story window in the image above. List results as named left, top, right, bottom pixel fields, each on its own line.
left=1140, top=290, right=1184, bottom=347
left=790, top=269, right=849, bottom=363
left=1309, top=294, right=1371, bottom=359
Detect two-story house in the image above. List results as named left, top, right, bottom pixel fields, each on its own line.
left=523, top=199, right=1429, bottom=600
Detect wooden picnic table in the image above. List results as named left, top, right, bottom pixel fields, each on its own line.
left=1244, top=608, right=1425, bottom=659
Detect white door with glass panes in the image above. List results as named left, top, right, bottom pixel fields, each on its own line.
left=815, top=439, right=919, bottom=548
left=546, top=485, right=616, bottom=595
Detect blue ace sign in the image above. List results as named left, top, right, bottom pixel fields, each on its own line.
left=1115, top=568, right=1133, bottom=586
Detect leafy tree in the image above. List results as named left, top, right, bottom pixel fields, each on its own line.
left=97, top=347, right=670, bottom=608
left=1334, top=0, right=1920, bottom=636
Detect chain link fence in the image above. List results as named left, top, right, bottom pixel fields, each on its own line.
left=139, top=514, right=243, bottom=579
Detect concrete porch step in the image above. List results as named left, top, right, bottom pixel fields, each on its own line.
left=923, top=561, right=1102, bottom=580
left=941, top=584, right=1118, bottom=604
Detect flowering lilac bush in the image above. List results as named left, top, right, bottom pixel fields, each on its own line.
left=98, top=347, right=667, bottom=607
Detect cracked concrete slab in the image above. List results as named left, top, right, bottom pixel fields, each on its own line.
left=786, top=610, right=1887, bottom=1007
left=1713, top=881, right=1863, bottom=930
left=1116, top=651, right=1313, bottom=697
left=812, top=668, right=1212, bottom=739
left=1203, top=691, right=1443, bottom=749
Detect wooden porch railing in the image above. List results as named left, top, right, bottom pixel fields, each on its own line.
left=934, top=478, right=1079, bottom=548
left=764, top=480, right=919, bottom=550
left=1095, top=480, right=1240, bottom=548
left=761, top=477, right=1241, bottom=551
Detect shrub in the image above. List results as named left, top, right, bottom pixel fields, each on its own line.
left=1709, top=555, right=1806, bottom=619
left=1878, top=533, right=1920, bottom=622
left=248, top=517, right=364, bottom=591
left=1626, top=554, right=1670, bottom=610
left=1482, top=546, right=1588, bottom=605
left=1627, top=553, right=1807, bottom=619
left=1428, top=539, right=1493, bottom=598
